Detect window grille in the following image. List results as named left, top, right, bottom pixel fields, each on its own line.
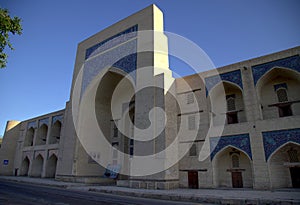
left=188, top=115, right=196, bottom=130
left=276, top=88, right=288, bottom=102
left=288, top=149, right=299, bottom=163
left=189, top=143, right=197, bottom=156
left=187, top=93, right=194, bottom=104
left=232, top=155, right=240, bottom=168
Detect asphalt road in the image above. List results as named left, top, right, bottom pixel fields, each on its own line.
left=0, top=179, right=210, bottom=205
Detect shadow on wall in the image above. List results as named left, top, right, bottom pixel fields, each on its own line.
left=0, top=121, right=21, bottom=176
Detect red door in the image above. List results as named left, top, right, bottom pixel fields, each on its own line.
left=188, top=171, right=199, bottom=189
left=232, top=172, right=243, bottom=188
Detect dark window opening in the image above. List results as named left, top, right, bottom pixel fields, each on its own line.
left=227, top=112, right=238, bottom=124
left=278, top=104, right=293, bottom=117
left=189, top=144, right=197, bottom=156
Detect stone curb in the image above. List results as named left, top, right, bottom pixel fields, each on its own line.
left=88, top=188, right=300, bottom=205
left=1, top=177, right=299, bottom=205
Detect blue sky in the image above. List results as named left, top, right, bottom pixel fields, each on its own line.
left=0, top=0, right=299, bottom=136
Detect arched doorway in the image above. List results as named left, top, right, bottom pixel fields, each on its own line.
left=49, top=121, right=61, bottom=144
left=31, top=154, right=44, bottom=177
left=45, top=154, right=58, bottom=178
left=20, top=157, right=30, bottom=176
left=95, top=69, right=135, bottom=178
left=268, top=142, right=300, bottom=188
left=213, top=146, right=253, bottom=188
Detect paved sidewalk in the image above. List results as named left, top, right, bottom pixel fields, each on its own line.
left=1, top=176, right=299, bottom=205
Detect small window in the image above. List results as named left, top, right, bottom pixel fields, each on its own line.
left=111, top=120, right=119, bottom=138
left=277, top=88, right=288, bottom=102
left=226, top=94, right=236, bottom=111
left=129, top=139, right=134, bottom=157
left=232, top=155, right=240, bottom=168
left=227, top=112, right=238, bottom=124
left=189, top=143, right=197, bottom=156
left=187, top=93, right=195, bottom=104
left=288, top=149, right=299, bottom=163
left=278, top=105, right=293, bottom=117
left=188, top=115, right=196, bottom=130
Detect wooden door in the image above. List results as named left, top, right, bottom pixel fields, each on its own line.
left=290, top=167, right=300, bottom=188
left=231, top=172, right=243, bottom=188
left=188, top=171, right=199, bottom=189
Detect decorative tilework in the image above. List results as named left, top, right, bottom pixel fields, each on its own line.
left=273, top=83, right=287, bottom=91
left=27, top=121, right=36, bottom=129
left=52, top=115, right=63, bottom=125
left=262, top=128, right=300, bottom=161
left=210, top=134, right=252, bottom=160
left=81, top=39, right=137, bottom=98
left=252, top=55, right=300, bottom=85
left=85, top=25, right=138, bottom=60
left=205, top=70, right=243, bottom=95
left=38, top=118, right=49, bottom=127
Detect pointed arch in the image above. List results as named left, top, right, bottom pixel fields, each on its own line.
left=49, top=120, right=62, bottom=144
left=208, top=81, right=246, bottom=126
left=30, top=154, right=44, bottom=177
left=212, top=145, right=253, bottom=188
left=45, top=154, right=58, bottom=178
left=268, top=141, right=300, bottom=163
left=24, top=127, right=35, bottom=147
left=268, top=142, right=300, bottom=188
left=256, top=67, right=300, bottom=120
left=35, top=124, right=48, bottom=146
left=20, top=157, right=30, bottom=176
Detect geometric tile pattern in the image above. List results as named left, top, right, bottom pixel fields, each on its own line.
left=252, top=55, right=300, bottom=85
left=39, top=118, right=49, bottom=127
left=262, top=128, right=300, bottom=161
left=85, top=25, right=138, bottom=60
left=27, top=121, right=36, bottom=129
left=205, top=69, right=243, bottom=96
left=81, top=26, right=138, bottom=99
left=273, top=83, right=287, bottom=91
left=52, top=114, right=63, bottom=125
left=210, top=133, right=252, bottom=160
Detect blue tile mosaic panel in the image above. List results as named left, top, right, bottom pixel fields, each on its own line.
left=52, top=115, right=63, bottom=125
left=81, top=39, right=137, bottom=98
left=273, top=83, right=287, bottom=91
left=39, top=118, right=49, bottom=127
left=205, top=70, right=243, bottom=95
left=27, top=121, right=36, bottom=129
left=252, top=55, right=300, bottom=85
left=262, top=128, right=300, bottom=161
left=210, top=134, right=252, bottom=160
left=85, top=25, right=138, bottom=60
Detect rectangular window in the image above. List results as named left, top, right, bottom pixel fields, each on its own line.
left=129, top=139, right=134, bottom=157
left=188, top=115, right=196, bottom=130
left=189, top=143, right=197, bottom=156
left=187, top=93, right=195, bottom=104
left=227, top=112, right=238, bottom=124
left=111, top=120, right=119, bottom=138
left=278, top=104, right=293, bottom=117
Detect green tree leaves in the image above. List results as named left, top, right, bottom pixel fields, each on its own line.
left=0, top=8, right=22, bottom=68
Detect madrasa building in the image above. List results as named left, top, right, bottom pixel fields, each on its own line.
left=0, top=5, right=300, bottom=190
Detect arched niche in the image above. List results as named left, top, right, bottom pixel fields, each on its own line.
left=208, top=81, right=246, bottom=126
left=256, top=67, right=300, bottom=120
left=212, top=146, right=253, bottom=188
left=49, top=121, right=62, bottom=144
left=268, top=142, right=300, bottom=188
